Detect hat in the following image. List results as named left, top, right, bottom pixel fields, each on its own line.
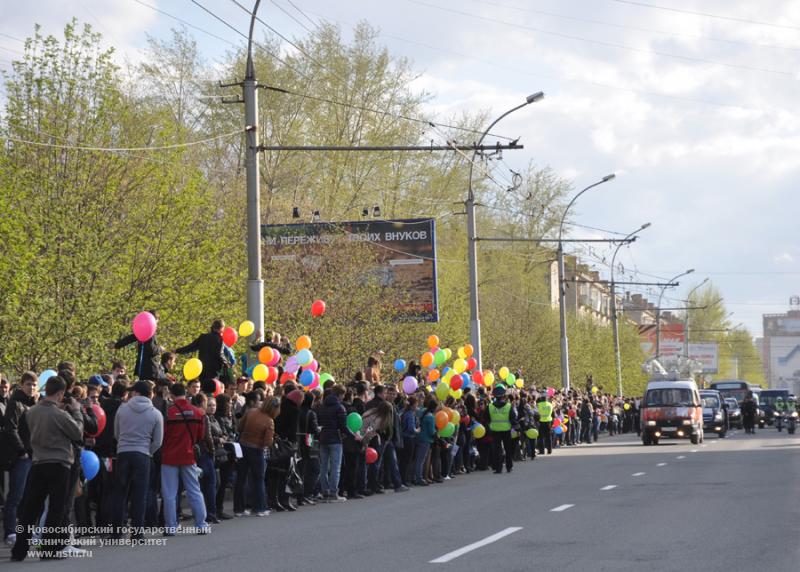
left=492, top=385, right=506, bottom=397
left=286, top=389, right=304, bottom=407
left=88, top=374, right=108, bottom=387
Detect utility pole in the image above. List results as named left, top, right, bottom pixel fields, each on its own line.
left=682, top=278, right=709, bottom=360
left=655, top=269, right=694, bottom=360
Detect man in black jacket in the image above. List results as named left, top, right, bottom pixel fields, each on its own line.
left=175, top=319, right=230, bottom=394
left=110, top=311, right=163, bottom=381
left=91, top=381, right=126, bottom=528
left=2, top=372, right=38, bottom=545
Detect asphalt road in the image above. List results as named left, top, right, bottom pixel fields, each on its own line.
left=4, top=428, right=800, bottom=571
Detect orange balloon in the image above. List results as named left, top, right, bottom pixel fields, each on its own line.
left=435, top=410, right=449, bottom=430
left=258, top=346, right=273, bottom=365
left=296, top=335, right=312, bottom=351
left=420, top=352, right=434, bottom=368
left=428, top=369, right=440, bottom=382
left=427, top=335, right=439, bottom=349
left=463, top=344, right=474, bottom=358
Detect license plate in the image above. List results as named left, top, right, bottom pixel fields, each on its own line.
left=661, top=427, right=676, bottom=432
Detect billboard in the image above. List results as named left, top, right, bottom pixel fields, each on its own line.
left=688, top=342, right=719, bottom=374
left=261, top=218, right=439, bottom=322
left=639, top=323, right=684, bottom=358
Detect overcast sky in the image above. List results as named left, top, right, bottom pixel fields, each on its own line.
left=2, top=0, right=799, bottom=337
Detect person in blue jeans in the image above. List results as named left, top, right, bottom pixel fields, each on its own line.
left=234, top=396, right=279, bottom=516
left=414, top=399, right=438, bottom=485
left=317, top=385, right=353, bottom=502
left=2, top=371, right=37, bottom=545
left=191, top=393, right=218, bottom=523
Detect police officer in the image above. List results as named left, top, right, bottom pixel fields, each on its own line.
left=489, top=386, right=517, bottom=474
left=537, top=395, right=554, bottom=455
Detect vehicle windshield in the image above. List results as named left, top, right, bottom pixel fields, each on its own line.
left=645, top=388, right=695, bottom=407
left=760, top=392, right=790, bottom=408
left=701, top=395, right=720, bottom=408
left=725, top=399, right=739, bottom=409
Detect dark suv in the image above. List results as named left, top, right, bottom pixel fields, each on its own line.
left=725, top=398, right=742, bottom=429
left=700, top=390, right=727, bottom=438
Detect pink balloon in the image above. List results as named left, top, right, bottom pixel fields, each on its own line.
left=546, top=387, right=555, bottom=397
left=131, top=311, right=157, bottom=343
left=285, top=356, right=300, bottom=374
left=267, top=351, right=281, bottom=367
left=313, top=371, right=320, bottom=385
left=310, top=359, right=320, bottom=373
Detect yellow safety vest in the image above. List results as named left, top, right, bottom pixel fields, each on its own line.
left=489, top=403, right=512, bottom=432
left=537, top=401, right=553, bottom=422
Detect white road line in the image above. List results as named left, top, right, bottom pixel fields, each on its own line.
left=657, top=462, right=667, bottom=467
left=600, top=485, right=617, bottom=491
left=677, top=455, right=687, bottom=459
left=690, top=449, right=699, bottom=453
left=430, top=527, right=523, bottom=563
left=632, top=472, right=646, bottom=476
left=550, top=504, right=575, bottom=512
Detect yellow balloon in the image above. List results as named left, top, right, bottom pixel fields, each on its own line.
left=457, top=347, right=467, bottom=360
left=450, top=389, right=463, bottom=400
left=252, top=364, right=268, bottom=382
left=444, top=348, right=452, bottom=361
left=515, top=379, right=523, bottom=388
left=473, top=424, right=486, bottom=439
left=484, top=371, right=495, bottom=386
left=238, top=320, right=255, bottom=338
left=449, top=409, right=461, bottom=425
left=624, top=403, right=631, bottom=410
left=453, top=358, right=467, bottom=374
left=499, top=366, right=510, bottom=380
left=591, top=386, right=598, bottom=394
left=183, top=358, right=203, bottom=381
left=436, top=382, right=450, bottom=400
left=443, top=369, right=455, bottom=381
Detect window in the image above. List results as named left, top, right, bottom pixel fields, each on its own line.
left=645, top=388, right=695, bottom=407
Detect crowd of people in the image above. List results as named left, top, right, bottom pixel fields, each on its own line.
left=0, top=318, right=643, bottom=562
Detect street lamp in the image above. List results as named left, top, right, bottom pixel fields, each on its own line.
left=467, top=91, right=544, bottom=371
left=557, top=173, right=617, bottom=392
left=683, top=277, right=709, bottom=359
left=610, top=222, right=651, bottom=397
left=655, top=268, right=694, bottom=360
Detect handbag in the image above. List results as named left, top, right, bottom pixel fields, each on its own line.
left=175, top=402, right=202, bottom=465
left=270, top=437, right=296, bottom=466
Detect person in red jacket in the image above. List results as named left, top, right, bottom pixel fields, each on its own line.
left=161, top=383, right=209, bottom=535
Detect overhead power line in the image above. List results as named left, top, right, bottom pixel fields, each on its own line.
left=1, top=129, right=243, bottom=152
left=132, top=0, right=241, bottom=47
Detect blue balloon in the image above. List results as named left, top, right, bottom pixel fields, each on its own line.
left=461, top=373, right=470, bottom=387
left=246, top=364, right=256, bottom=376
left=81, top=450, right=100, bottom=480
left=554, top=425, right=564, bottom=435
left=300, top=369, right=315, bottom=387
left=442, top=367, right=451, bottom=376
left=394, top=359, right=406, bottom=372
left=296, top=349, right=312, bottom=366
left=38, top=369, right=57, bottom=388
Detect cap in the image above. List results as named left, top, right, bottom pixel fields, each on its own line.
left=492, top=385, right=506, bottom=397
left=88, top=374, right=108, bottom=387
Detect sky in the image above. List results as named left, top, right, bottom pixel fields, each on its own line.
left=1, top=0, right=799, bottom=338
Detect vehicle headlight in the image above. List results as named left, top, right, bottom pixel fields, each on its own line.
left=774, top=411, right=780, bottom=417
left=682, top=419, right=692, bottom=425
left=714, top=413, right=722, bottom=421
left=792, top=412, right=798, bottom=418
left=647, top=420, right=656, bottom=426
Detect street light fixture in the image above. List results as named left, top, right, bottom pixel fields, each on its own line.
left=557, top=173, right=617, bottom=392
left=610, top=222, right=652, bottom=397
left=467, top=92, right=545, bottom=371
left=655, top=268, right=694, bottom=360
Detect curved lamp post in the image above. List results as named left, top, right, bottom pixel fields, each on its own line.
left=655, top=268, right=694, bottom=360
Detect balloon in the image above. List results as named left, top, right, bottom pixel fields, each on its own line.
left=547, top=387, right=555, bottom=397
left=435, top=410, right=449, bottom=430
left=267, top=350, right=281, bottom=367
left=624, top=403, right=631, bottom=410
left=428, top=369, right=440, bottom=382
left=365, top=447, right=379, bottom=464
left=466, top=357, right=477, bottom=371
left=453, top=358, right=467, bottom=374
left=285, top=356, right=300, bottom=374
left=309, top=359, right=320, bottom=373
left=213, top=379, right=224, bottom=397
left=86, top=403, right=106, bottom=437
left=296, top=335, right=312, bottom=351
left=443, top=348, right=452, bottom=361
left=296, top=349, right=313, bottom=367
left=568, top=409, right=577, bottom=418
left=311, top=299, right=326, bottom=317
left=258, top=346, right=274, bottom=365
left=346, top=412, right=363, bottom=433
left=457, top=347, right=467, bottom=360
left=499, top=367, right=510, bottom=381
left=183, top=358, right=203, bottom=381
left=308, top=379, right=320, bottom=391
left=394, top=359, right=406, bottom=372
left=300, top=369, right=315, bottom=387
left=472, top=370, right=484, bottom=386
left=451, top=389, right=463, bottom=400
left=222, top=327, right=238, bottom=347
left=238, top=320, right=255, bottom=338
left=319, top=372, right=334, bottom=385
left=434, top=349, right=446, bottom=367
left=464, top=344, right=474, bottom=358
left=515, top=379, right=524, bottom=388
left=450, top=376, right=463, bottom=391
left=442, top=367, right=452, bottom=379
left=462, top=415, right=471, bottom=426
left=526, top=428, right=539, bottom=439
left=131, top=311, right=157, bottom=343
left=554, top=425, right=564, bottom=435
left=472, top=424, right=486, bottom=439
left=448, top=408, right=461, bottom=425
left=591, top=386, right=598, bottom=394
left=438, top=422, right=455, bottom=438
left=421, top=352, right=434, bottom=368
left=252, top=364, right=268, bottom=382
left=435, top=382, right=450, bottom=401
left=38, top=369, right=57, bottom=388
left=427, top=335, right=439, bottom=349
left=484, top=371, right=495, bottom=386
left=562, top=416, right=569, bottom=424
left=553, top=418, right=562, bottom=428
left=505, top=373, right=516, bottom=386
left=81, top=450, right=100, bottom=480
left=403, top=376, right=418, bottom=395
left=279, top=372, right=295, bottom=385
left=460, top=373, right=470, bottom=387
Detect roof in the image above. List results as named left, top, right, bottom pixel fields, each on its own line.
left=646, top=380, right=698, bottom=391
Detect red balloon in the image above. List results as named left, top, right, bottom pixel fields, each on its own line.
left=280, top=372, right=296, bottom=385
left=466, top=357, right=477, bottom=371
left=266, top=366, right=279, bottom=384
left=222, top=327, right=238, bottom=347
left=568, top=409, right=576, bottom=418
left=472, top=371, right=484, bottom=386
left=450, top=376, right=463, bottom=391
left=365, top=447, right=378, bottom=464
left=87, top=403, right=106, bottom=437
left=462, top=415, right=471, bottom=426
left=311, top=299, right=326, bottom=317
left=553, top=418, right=562, bottom=428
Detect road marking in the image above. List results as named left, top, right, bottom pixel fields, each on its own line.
left=657, top=462, right=667, bottom=467
left=701, top=444, right=707, bottom=447
left=632, top=472, right=646, bottom=476
left=690, top=449, right=698, bottom=453
left=550, top=504, right=574, bottom=512
left=600, top=485, right=617, bottom=491
left=677, top=455, right=686, bottom=459
left=430, top=527, right=523, bottom=563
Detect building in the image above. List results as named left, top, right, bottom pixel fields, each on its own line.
left=762, top=296, right=800, bottom=392
left=549, top=257, right=613, bottom=326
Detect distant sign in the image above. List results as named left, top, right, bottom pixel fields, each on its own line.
left=639, top=323, right=684, bottom=358
left=261, top=219, right=439, bottom=322
left=689, top=342, right=719, bottom=374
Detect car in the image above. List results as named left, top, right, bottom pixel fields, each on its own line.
left=725, top=397, right=742, bottom=429
left=699, top=390, right=727, bottom=437
left=641, top=380, right=704, bottom=445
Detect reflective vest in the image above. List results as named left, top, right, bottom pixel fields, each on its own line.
left=537, top=401, right=553, bottom=422
left=489, top=403, right=512, bottom=432
left=776, top=401, right=787, bottom=412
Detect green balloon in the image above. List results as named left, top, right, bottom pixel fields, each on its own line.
left=526, top=428, right=539, bottom=439
left=434, top=349, right=447, bottom=367
left=438, top=422, right=455, bottom=438
left=435, top=382, right=450, bottom=401
left=346, top=412, right=363, bottom=433
left=319, top=372, right=334, bottom=385
left=506, top=373, right=516, bottom=386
